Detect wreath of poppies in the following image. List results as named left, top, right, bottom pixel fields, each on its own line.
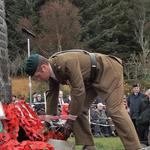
left=0, top=100, right=65, bottom=150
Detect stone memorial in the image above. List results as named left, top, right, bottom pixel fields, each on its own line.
left=0, top=0, right=11, bottom=103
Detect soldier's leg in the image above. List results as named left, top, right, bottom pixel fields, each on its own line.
left=106, top=84, right=141, bottom=150
left=73, top=88, right=97, bottom=146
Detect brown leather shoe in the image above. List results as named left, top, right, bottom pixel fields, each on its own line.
left=82, top=145, right=97, bottom=150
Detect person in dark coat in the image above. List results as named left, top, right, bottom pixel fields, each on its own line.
left=64, top=95, right=71, bottom=104
left=127, top=83, right=145, bottom=131
left=90, top=103, right=110, bottom=137
left=25, top=50, right=141, bottom=150
left=34, top=94, right=45, bottom=115
left=136, top=89, right=150, bottom=146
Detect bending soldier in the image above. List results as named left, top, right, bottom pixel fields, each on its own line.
left=25, top=50, right=141, bottom=150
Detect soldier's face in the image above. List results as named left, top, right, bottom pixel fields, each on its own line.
left=32, top=64, right=50, bottom=81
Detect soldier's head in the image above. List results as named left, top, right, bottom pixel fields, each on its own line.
left=25, top=54, right=51, bottom=81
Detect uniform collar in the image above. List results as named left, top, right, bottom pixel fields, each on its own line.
left=49, top=63, right=58, bottom=81
left=49, top=58, right=67, bottom=84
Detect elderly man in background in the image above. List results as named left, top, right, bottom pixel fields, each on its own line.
left=25, top=50, right=141, bottom=150
left=90, top=103, right=110, bottom=137
left=127, top=83, right=145, bottom=132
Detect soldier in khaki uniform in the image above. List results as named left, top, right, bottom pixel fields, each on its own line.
left=25, top=50, right=141, bottom=150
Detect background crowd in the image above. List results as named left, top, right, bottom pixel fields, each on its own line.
left=11, top=82, right=150, bottom=146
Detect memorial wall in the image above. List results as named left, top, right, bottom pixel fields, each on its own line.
left=0, top=0, right=11, bottom=102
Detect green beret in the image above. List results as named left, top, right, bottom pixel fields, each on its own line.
left=25, top=54, right=39, bottom=76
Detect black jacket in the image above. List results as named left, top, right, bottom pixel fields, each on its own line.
left=136, top=96, right=150, bottom=125
left=127, top=92, right=145, bottom=119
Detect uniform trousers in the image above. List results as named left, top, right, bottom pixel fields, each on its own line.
left=73, top=85, right=141, bottom=150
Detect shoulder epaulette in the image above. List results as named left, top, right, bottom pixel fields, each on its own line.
left=50, top=49, right=90, bottom=58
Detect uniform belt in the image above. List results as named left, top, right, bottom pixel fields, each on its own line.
left=51, top=49, right=97, bottom=82
left=89, top=53, right=97, bottom=82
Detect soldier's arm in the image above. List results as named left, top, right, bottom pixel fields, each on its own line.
left=65, top=57, right=86, bottom=116
left=46, top=78, right=59, bottom=115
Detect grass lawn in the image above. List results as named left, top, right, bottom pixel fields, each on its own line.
left=69, top=137, right=124, bottom=150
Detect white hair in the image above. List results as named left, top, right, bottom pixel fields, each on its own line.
left=97, top=103, right=105, bottom=110
left=145, top=89, right=150, bottom=95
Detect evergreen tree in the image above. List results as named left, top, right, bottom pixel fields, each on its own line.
left=5, top=0, right=49, bottom=60
left=72, top=0, right=142, bottom=59
left=5, top=0, right=81, bottom=59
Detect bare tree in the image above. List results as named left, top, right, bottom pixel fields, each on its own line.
left=124, top=53, right=142, bottom=80
left=133, top=0, right=150, bottom=79
left=9, top=52, right=26, bottom=77
left=38, top=0, right=81, bottom=55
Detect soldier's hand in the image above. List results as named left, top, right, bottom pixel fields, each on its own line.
left=45, top=90, right=50, bottom=97
left=62, top=119, right=74, bottom=140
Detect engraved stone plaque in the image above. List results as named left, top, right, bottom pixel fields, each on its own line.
left=0, top=0, right=11, bottom=103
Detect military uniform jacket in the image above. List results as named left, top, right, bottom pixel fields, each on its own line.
left=46, top=50, right=123, bottom=116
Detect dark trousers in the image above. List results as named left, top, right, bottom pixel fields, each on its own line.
left=132, top=119, right=138, bottom=133
left=137, top=124, right=149, bottom=145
